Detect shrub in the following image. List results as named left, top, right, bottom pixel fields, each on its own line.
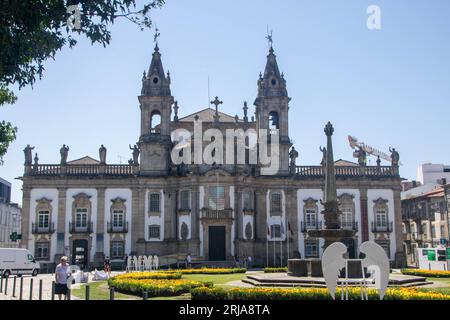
left=191, top=287, right=450, bottom=300
left=401, top=269, right=450, bottom=278
left=264, top=267, right=288, bottom=273
left=109, top=277, right=213, bottom=297
left=165, top=268, right=247, bottom=275
left=114, top=272, right=182, bottom=280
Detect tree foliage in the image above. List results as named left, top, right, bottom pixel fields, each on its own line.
left=0, top=0, right=164, bottom=163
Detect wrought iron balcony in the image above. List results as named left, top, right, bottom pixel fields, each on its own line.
left=371, top=221, right=393, bottom=233
left=200, top=208, right=233, bottom=220
left=31, top=222, right=55, bottom=234
left=300, top=221, right=323, bottom=233
left=341, top=221, right=358, bottom=231
left=69, top=221, right=93, bottom=234
left=107, top=221, right=129, bottom=233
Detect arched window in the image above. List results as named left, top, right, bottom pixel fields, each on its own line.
left=150, top=110, right=161, bottom=134
left=268, top=111, right=279, bottom=134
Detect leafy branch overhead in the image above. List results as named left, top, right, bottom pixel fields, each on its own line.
left=0, top=0, right=164, bottom=162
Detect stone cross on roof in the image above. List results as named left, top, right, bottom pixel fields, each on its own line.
left=210, top=96, right=223, bottom=122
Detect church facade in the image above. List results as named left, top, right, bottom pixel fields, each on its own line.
left=20, top=42, right=406, bottom=270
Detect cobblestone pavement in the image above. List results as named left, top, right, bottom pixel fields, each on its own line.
left=0, top=271, right=124, bottom=301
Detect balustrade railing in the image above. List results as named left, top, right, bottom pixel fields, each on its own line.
left=295, top=165, right=397, bottom=177
left=27, top=164, right=135, bottom=176
left=200, top=208, right=233, bottom=219
left=69, top=221, right=93, bottom=234
left=107, top=221, right=129, bottom=233
left=371, top=221, right=394, bottom=233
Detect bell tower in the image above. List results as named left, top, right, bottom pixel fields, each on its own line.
left=138, top=43, right=174, bottom=175
left=254, top=44, right=291, bottom=175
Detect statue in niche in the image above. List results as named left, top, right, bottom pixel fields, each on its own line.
left=23, top=144, right=35, bottom=165
left=99, top=144, right=107, bottom=164
left=60, top=144, right=70, bottom=165
left=181, top=222, right=189, bottom=240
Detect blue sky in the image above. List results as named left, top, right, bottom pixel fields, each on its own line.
left=2, top=0, right=450, bottom=204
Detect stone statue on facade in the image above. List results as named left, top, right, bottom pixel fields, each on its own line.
left=389, top=147, right=400, bottom=166
left=23, top=144, right=35, bottom=165
left=60, top=144, right=70, bottom=165
left=289, top=146, right=299, bottom=167
left=129, top=144, right=140, bottom=165
left=99, top=144, right=107, bottom=164
left=356, top=147, right=367, bottom=166
left=320, top=146, right=327, bottom=166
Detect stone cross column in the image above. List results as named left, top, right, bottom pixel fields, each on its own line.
left=95, top=187, right=105, bottom=263
left=20, top=186, right=32, bottom=249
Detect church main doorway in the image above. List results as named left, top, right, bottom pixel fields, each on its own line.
left=208, top=226, right=226, bottom=261
left=72, top=239, right=88, bottom=270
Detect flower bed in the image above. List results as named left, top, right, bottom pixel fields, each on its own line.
left=114, top=272, right=182, bottom=280
left=109, top=277, right=212, bottom=297
left=264, top=267, right=288, bottom=273
left=191, top=287, right=450, bottom=300
left=165, top=268, right=247, bottom=275
left=401, top=269, right=450, bottom=278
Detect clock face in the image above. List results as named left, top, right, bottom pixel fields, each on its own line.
left=153, top=77, right=159, bottom=84
left=271, top=79, right=277, bottom=86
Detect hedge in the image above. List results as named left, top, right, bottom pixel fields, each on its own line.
left=191, top=287, right=450, bottom=300
left=108, top=277, right=213, bottom=297
left=401, top=269, right=450, bottom=278
left=115, top=272, right=182, bottom=280
left=264, top=267, right=288, bottom=273
left=165, top=268, right=247, bottom=275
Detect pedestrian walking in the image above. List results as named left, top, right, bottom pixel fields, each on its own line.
left=104, top=256, right=111, bottom=277
left=55, top=256, right=70, bottom=300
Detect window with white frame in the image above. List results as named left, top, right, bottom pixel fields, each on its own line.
left=38, top=210, right=49, bottom=228
left=111, top=241, right=124, bottom=258
left=305, top=209, right=317, bottom=228
left=35, top=242, right=49, bottom=260
left=208, top=186, right=225, bottom=210
left=112, top=209, right=124, bottom=228
left=148, top=224, right=160, bottom=239
left=305, top=240, right=318, bottom=257
left=180, top=191, right=190, bottom=210
left=149, top=193, right=160, bottom=213
left=340, top=207, right=353, bottom=229
left=271, top=192, right=281, bottom=214
left=375, top=209, right=387, bottom=228
left=270, top=224, right=281, bottom=238
left=75, top=208, right=88, bottom=228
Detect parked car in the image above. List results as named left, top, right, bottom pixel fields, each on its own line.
left=0, top=248, right=40, bottom=277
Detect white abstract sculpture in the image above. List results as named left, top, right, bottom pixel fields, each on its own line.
left=126, top=256, right=133, bottom=272
left=133, top=255, right=138, bottom=271
left=143, top=255, right=152, bottom=271
left=322, top=241, right=389, bottom=300
left=153, top=255, right=159, bottom=270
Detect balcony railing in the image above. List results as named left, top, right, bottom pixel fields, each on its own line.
left=107, top=221, right=129, bottom=233
left=371, top=221, right=393, bottom=233
left=69, top=221, right=93, bottom=234
left=31, top=222, right=55, bottom=234
left=295, top=165, right=398, bottom=178
left=341, top=221, right=358, bottom=231
left=26, top=164, right=135, bottom=177
left=200, top=208, right=233, bottom=220
left=300, top=221, right=323, bottom=233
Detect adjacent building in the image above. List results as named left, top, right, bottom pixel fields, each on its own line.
left=417, top=163, right=450, bottom=185
left=20, top=42, right=406, bottom=270
left=0, top=178, right=22, bottom=248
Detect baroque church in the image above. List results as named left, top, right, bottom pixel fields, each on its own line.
left=20, top=39, right=406, bottom=270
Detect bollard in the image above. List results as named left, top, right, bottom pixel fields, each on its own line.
left=0, top=273, right=3, bottom=293
left=39, top=279, right=43, bottom=300
left=29, top=278, right=33, bottom=300
left=110, top=287, right=115, bottom=300
left=19, top=277, right=23, bottom=300
left=85, top=285, right=90, bottom=300
left=51, top=281, right=55, bottom=300
left=143, top=291, right=148, bottom=300
left=67, top=288, right=71, bottom=301
left=12, top=276, right=17, bottom=297
left=4, top=276, right=8, bottom=295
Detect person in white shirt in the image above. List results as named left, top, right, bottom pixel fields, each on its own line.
left=55, top=256, right=70, bottom=300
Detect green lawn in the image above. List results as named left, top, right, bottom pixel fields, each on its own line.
left=417, top=277, right=450, bottom=295
left=71, top=273, right=247, bottom=300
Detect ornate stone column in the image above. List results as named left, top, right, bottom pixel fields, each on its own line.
left=94, top=187, right=105, bottom=264
left=56, top=187, right=67, bottom=261
left=20, top=186, right=32, bottom=249
left=360, top=188, right=369, bottom=242
left=393, top=186, right=406, bottom=267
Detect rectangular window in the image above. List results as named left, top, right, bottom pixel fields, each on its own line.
left=112, top=210, right=124, bottom=228
left=341, top=207, right=353, bottom=229
left=149, top=193, right=160, bottom=213
left=180, top=191, right=190, bottom=210
left=38, top=210, right=49, bottom=228
left=75, top=208, right=88, bottom=228
left=243, top=191, right=253, bottom=210
left=431, top=225, right=436, bottom=239
left=375, top=209, right=387, bottom=228
left=270, top=224, right=281, bottom=238
left=111, top=241, right=124, bottom=258
left=35, top=242, right=49, bottom=260
left=305, top=241, right=318, bottom=257
left=271, top=193, right=281, bottom=214
left=208, top=186, right=225, bottom=210
left=305, top=209, right=317, bottom=228
left=148, top=225, right=161, bottom=239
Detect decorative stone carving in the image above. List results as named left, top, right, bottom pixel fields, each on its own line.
left=180, top=222, right=188, bottom=240
left=129, top=144, right=140, bottom=165
left=99, top=144, right=107, bottom=164
left=23, top=144, right=34, bottom=166
left=245, top=222, right=252, bottom=240
left=389, top=147, right=400, bottom=166
left=60, top=144, right=69, bottom=165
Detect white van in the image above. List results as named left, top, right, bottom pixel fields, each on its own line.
left=0, top=248, right=40, bottom=277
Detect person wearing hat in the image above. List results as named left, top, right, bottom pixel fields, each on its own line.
left=55, top=256, right=70, bottom=300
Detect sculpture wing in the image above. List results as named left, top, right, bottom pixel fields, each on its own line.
left=360, top=241, right=390, bottom=299
left=322, top=242, right=347, bottom=299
